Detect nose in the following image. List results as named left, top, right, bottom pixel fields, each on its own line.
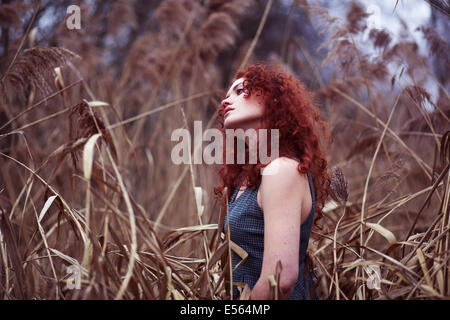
left=221, top=97, right=231, bottom=108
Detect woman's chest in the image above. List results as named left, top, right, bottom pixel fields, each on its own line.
left=227, top=191, right=265, bottom=242
left=234, top=186, right=263, bottom=209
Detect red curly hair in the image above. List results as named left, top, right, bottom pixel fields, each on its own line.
left=213, top=63, right=332, bottom=227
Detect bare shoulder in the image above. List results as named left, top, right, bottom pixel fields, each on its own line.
left=260, top=157, right=307, bottom=183
left=261, top=156, right=299, bottom=173
left=258, top=157, right=309, bottom=206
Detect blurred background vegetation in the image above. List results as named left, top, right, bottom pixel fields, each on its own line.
left=0, top=0, right=449, bottom=300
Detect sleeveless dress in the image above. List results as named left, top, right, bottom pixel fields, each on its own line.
left=222, top=157, right=318, bottom=300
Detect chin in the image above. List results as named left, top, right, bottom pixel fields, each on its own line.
left=223, top=118, right=235, bottom=129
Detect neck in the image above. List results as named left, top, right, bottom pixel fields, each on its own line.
left=240, top=119, right=263, bottom=148
left=245, top=127, right=259, bottom=148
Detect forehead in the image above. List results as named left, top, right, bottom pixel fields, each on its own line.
left=226, top=77, right=245, bottom=96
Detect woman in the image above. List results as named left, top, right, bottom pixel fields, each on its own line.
left=214, top=63, right=331, bottom=300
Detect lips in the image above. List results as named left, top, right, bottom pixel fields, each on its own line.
left=224, top=106, right=234, bottom=117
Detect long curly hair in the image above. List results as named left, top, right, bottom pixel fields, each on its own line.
left=213, top=63, right=332, bottom=227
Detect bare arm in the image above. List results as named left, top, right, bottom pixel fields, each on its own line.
left=250, top=157, right=309, bottom=300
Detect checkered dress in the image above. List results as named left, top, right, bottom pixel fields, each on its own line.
left=222, top=158, right=318, bottom=300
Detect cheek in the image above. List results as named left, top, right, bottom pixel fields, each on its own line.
left=257, top=103, right=265, bottom=115
left=244, top=100, right=265, bottom=117
left=254, top=101, right=265, bottom=116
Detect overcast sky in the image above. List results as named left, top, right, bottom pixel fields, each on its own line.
left=312, top=0, right=438, bottom=110
left=316, top=0, right=432, bottom=51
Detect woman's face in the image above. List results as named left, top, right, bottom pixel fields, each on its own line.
left=221, top=77, right=265, bottom=130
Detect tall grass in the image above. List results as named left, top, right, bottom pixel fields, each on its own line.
left=0, top=0, right=448, bottom=299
